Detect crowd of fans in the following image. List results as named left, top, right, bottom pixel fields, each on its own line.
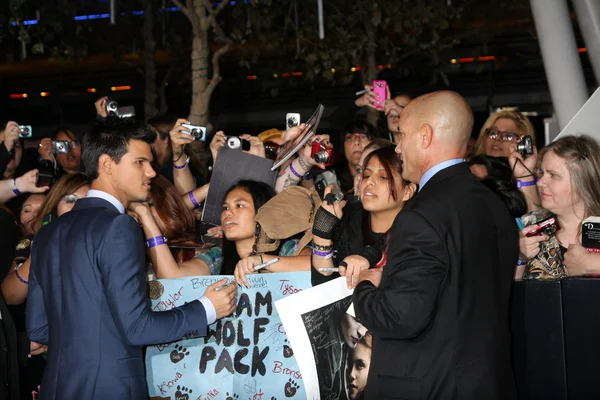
left=1, top=82, right=599, bottom=399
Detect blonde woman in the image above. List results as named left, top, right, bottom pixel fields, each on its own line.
left=474, top=110, right=536, bottom=158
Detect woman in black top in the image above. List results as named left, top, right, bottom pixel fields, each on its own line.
left=312, top=145, right=417, bottom=287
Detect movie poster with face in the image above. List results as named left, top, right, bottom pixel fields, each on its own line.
left=145, top=272, right=311, bottom=400
left=275, top=277, right=372, bottom=400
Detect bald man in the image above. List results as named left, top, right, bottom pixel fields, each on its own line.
left=353, top=91, right=518, bottom=399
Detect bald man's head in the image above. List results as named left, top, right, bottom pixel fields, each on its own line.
left=396, top=91, right=473, bottom=184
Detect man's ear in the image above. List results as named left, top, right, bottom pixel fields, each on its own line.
left=98, top=154, right=114, bottom=176
left=402, top=182, right=418, bottom=202
left=420, top=123, right=434, bottom=149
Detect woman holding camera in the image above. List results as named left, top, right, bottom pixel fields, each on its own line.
left=473, top=111, right=541, bottom=212
left=516, top=135, right=600, bottom=279
left=38, top=128, right=82, bottom=179
left=168, top=118, right=266, bottom=205
left=312, top=145, right=417, bottom=288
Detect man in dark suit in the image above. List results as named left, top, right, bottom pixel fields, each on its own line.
left=353, top=91, right=518, bottom=399
left=26, top=121, right=236, bottom=399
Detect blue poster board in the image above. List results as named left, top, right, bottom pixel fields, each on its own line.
left=146, top=272, right=311, bottom=400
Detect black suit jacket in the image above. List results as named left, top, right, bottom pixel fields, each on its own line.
left=354, top=163, right=518, bottom=400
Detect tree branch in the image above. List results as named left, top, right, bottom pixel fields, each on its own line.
left=206, top=42, right=231, bottom=97
left=206, top=0, right=231, bottom=19
left=171, top=0, right=193, bottom=24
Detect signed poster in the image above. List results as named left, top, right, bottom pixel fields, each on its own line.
left=276, top=278, right=371, bottom=400
left=146, top=272, right=310, bottom=400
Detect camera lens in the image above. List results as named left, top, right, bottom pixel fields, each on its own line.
left=191, top=129, right=200, bottom=139
left=227, top=137, right=241, bottom=149
left=287, top=117, right=298, bottom=127
left=314, top=150, right=330, bottom=164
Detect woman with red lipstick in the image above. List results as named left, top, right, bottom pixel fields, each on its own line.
left=312, top=145, right=417, bottom=287
left=516, top=135, right=600, bottom=278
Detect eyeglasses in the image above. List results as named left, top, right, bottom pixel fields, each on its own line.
left=67, top=140, right=81, bottom=149
left=344, top=134, right=372, bottom=143
left=485, top=129, right=523, bottom=143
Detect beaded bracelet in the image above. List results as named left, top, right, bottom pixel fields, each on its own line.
left=188, top=191, right=200, bottom=208
left=173, top=156, right=191, bottom=170
left=313, top=243, right=333, bottom=252
left=15, top=263, right=28, bottom=285
left=146, top=236, right=168, bottom=249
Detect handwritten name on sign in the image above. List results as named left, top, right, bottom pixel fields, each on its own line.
left=146, top=272, right=311, bottom=399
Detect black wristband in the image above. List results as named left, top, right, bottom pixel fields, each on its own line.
left=312, top=207, right=340, bottom=240
left=358, top=245, right=383, bottom=267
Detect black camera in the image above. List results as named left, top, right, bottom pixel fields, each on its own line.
left=225, top=136, right=251, bottom=151
left=106, top=98, right=136, bottom=119
left=518, top=135, right=533, bottom=157
left=315, top=170, right=343, bottom=203
left=182, top=124, right=206, bottom=141
left=36, top=160, right=58, bottom=188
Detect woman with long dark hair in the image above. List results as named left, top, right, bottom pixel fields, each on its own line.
left=130, top=179, right=310, bottom=283
left=312, top=145, right=417, bottom=287
left=127, top=174, right=211, bottom=278
left=332, top=120, right=376, bottom=194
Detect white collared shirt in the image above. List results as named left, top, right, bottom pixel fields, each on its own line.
left=86, top=189, right=126, bottom=214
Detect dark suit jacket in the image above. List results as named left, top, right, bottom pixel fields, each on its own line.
left=354, top=163, right=518, bottom=400
left=26, top=197, right=208, bottom=400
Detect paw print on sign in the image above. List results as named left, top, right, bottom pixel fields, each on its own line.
left=225, top=393, right=239, bottom=400
left=175, top=385, right=192, bottom=400
left=170, top=344, right=190, bottom=364
left=283, top=339, right=294, bottom=358
left=284, top=379, right=300, bottom=397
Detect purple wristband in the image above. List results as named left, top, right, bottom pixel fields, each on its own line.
left=146, top=236, right=167, bottom=248
left=188, top=191, right=200, bottom=208
left=12, top=179, right=22, bottom=196
left=313, top=248, right=333, bottom=257
left=173, top=156, right=190, bottom=170
left=289, top=161, right=305, bottom=179
left=15, top=264, right=28, bottom=285
left=516, top=179, right=537, bottom=189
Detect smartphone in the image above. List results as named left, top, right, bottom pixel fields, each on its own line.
left=286, top=113, right=301, bottom=130
left=372, top=80, right=387, bottom=110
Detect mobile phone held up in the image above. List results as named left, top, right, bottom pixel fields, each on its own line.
left=372, top=80, right=387, bottom=110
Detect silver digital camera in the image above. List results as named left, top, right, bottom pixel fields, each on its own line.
left=181, top=124, right=207, bottom=141
left=225, top=136, right=250, bottom=151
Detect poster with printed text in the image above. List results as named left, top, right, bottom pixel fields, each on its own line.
left=146, top=272, right=310, bottom=400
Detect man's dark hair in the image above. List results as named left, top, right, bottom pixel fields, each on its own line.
left=82, top=120, right=157, bottom=180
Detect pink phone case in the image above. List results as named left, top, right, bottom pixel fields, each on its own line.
left=372, top=80, right=387, bottom=109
